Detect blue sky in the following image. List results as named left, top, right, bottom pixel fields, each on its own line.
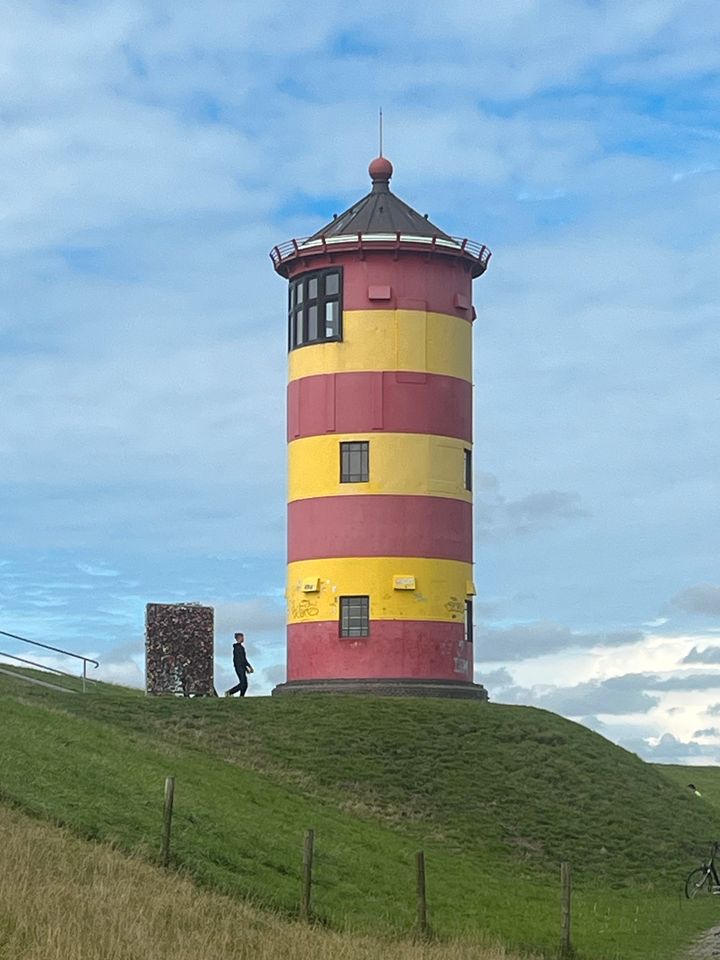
left=1, top=0, right=719, bottom=763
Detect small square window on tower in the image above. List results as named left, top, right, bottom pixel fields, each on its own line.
left=340, top=441, right=369, bottom=483
left=339, top=596, right=369, bottom=638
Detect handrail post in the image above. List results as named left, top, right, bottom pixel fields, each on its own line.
left=82, top=659, right=87, bottom=693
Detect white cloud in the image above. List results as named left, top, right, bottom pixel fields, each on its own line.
left=213, top=599, right=286, bottom=640
left=96, top=656, right=144, bottom=688
left=76, top=563, right=121, bottom=578
left=476, top=620, right=642, bottom=662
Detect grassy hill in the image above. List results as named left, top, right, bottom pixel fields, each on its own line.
left=0, top=801, right=527, bottom=960
left=658, top=765, right=720, bottom=817
left=0, top=670, right=717, bottom=959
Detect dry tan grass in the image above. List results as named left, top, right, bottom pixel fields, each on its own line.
left=0, top=804, right=533, bottom=960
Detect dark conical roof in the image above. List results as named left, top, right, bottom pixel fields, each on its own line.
left=269, top=156, right=491, bottom=279
left=308, top=156, right=452, bottom=242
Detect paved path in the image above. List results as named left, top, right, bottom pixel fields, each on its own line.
left=685, top=927, right=720, bottom=958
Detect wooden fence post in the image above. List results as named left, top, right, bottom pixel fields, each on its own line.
left=300, top=828, right=315, bottom=920
left=416, top=850, right=429, bottom=938
left=560, top=860, right=572, bottom=958
left=161, top=776, right=175, bottom=868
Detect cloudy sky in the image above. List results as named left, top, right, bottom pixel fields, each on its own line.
left=1, top=1, right=719, bottom=764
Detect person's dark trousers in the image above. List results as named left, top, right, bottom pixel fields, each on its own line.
left=226, top=673, right=248, bottom=697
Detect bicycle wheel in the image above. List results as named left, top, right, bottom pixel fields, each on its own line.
left=685, top=867, right=712, bottom=899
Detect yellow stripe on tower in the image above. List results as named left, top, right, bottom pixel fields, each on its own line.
left=288, top=309, right=472, bottom=383
left=288, top=432, right=472, bottom=504
left=287, top=557, right=473, bottom=624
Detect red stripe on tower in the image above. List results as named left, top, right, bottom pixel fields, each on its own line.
left=287, top=621, right=471, bottom=683
left=288, top=496, right=472, bottom=563
left=287, top=372, right=472, bottom=442
left=283, top=252, right=477, bottom=319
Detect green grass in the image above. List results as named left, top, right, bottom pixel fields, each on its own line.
left=657, top=765, right=720, bottom=821
left=0, top=802, right=534, bottom=960
left=0, top=670, right=717, bottom=959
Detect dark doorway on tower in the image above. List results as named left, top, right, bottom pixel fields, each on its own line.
left=464, top=599, right=473, bottom=645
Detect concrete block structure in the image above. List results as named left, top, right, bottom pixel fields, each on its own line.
left=271, top=156, right=490, bottom=699
left=145, top=602, right=214, bottom=696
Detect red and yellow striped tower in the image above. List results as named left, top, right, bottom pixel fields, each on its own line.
left=270, top=156, right=490, bottom=699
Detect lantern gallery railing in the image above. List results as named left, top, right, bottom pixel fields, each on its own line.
left=270, top=233, right=492, bottom=275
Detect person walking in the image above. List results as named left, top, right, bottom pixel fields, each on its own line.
left=225, top=632, right=254, bottom=697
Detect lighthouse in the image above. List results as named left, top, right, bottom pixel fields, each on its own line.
left=270, top=156, right=490, bottom=699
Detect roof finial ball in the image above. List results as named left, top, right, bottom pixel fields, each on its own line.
left=369, top=155, right=393, bottom=190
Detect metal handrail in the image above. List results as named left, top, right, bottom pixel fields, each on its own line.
left=0, top=629, right=99, bottom=692
left=0, top=629, right=99, bottom=666
left=0, top=648, right=84, bottom=679
left=0, top=666, right=76, bottom=694
left=0, top=649, right=92, bottom=692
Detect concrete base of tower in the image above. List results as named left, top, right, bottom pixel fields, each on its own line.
left=271, top=677, right=489, bottom=701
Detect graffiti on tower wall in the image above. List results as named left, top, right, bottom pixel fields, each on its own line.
left=145, top=602, right=215, bottom=696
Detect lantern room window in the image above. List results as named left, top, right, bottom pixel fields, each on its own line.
left=340, top=596, right=370, bottom=638
left=288, top=268, right=342, bottom=350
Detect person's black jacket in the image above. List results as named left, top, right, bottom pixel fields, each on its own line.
left=233, top=642, right=250, bottom=674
